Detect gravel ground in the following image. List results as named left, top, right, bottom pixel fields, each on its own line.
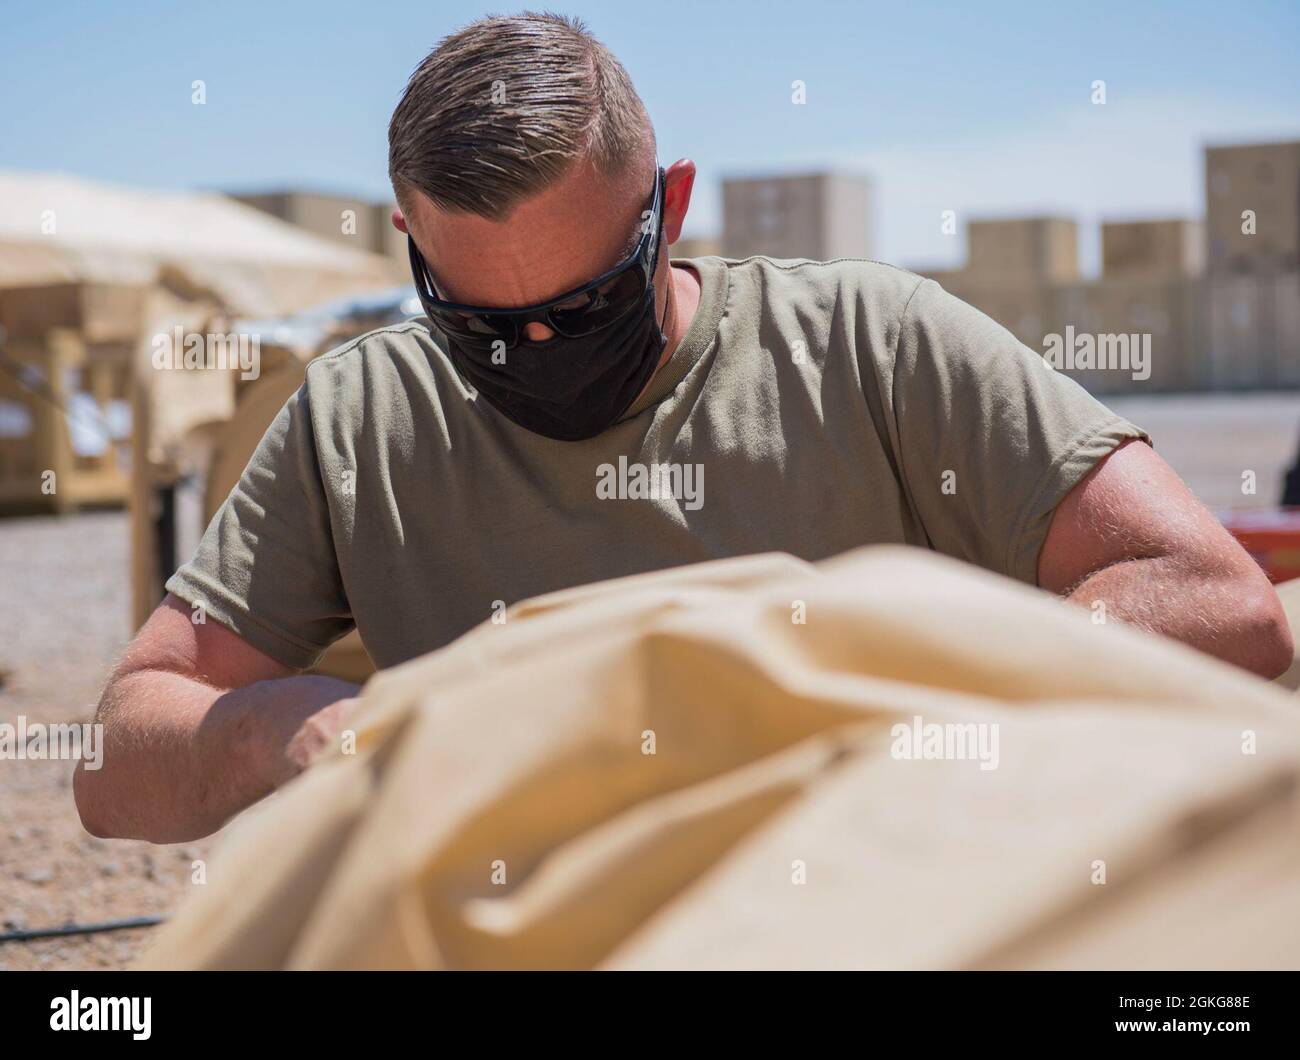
left=0, top=511, right=215, bottom=971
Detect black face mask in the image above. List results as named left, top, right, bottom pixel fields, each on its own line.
left=409, top=167, right=669, bottom=443
left=434, top=250, right=668, bottom=442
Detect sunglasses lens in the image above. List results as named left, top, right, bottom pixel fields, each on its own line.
left=428, top=307, right=514, bottom=346
left=409, top=176, right=659, bottom=347
left=548, top=264, right=646, bottom=338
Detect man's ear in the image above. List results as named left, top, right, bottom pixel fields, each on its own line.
left=391, top=208, right=408, bottom=234
left=662, top=159, right=696, bottom=246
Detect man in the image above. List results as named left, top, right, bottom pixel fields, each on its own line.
left=76, top=13, right=1292, bottom=843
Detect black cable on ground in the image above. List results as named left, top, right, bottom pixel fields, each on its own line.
left=0, top=915, right=165, bottom=944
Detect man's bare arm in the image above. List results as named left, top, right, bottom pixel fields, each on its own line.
left=73, top=594, right=359, bottom=843
left=1039, top=439, right=1293, bottom=678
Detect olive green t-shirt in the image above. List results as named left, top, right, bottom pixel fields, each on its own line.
left=167, top=255, right=1148, bottom=671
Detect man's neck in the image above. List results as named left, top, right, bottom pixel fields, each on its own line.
left=648, top=260, right=702, bottom=382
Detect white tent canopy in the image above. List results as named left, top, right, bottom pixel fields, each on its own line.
left=0, top=171, right=398, bottom=316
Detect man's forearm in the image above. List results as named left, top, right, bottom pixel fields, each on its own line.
left=74, top=671, right=358, bottom=843
left=1065, top=555, right=1293, bottom=679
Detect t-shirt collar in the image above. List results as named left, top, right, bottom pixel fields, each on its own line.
left=621, top=255, right=728, bottom=420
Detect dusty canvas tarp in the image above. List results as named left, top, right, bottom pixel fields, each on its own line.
left=141, top=546, right=1300, bottom=970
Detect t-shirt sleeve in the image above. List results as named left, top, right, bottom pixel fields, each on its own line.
left=165, top=381, right=353, bottom=669
left=889, top=277, right=1151, bottom=585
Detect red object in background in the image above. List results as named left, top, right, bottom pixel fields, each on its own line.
left=1221, top=508, right=1300, bottom=584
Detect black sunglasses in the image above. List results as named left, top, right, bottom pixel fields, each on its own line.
left=408, top=167, right=665, bottom=349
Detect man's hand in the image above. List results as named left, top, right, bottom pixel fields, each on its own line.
left=1039, top=439, right=1294, bottom=678
left=74, top=595, right=362, bottom=843
left=274, top=687, right=360, bottom=787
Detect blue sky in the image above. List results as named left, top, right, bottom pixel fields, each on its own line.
left=3, top=0, right=1298, bottom=272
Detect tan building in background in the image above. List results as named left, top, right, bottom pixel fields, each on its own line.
left=1101, top=218, right=1204, bottom=279
left=1206, top=140, right=1300, bottom=274
left=967, top=216, right=1080, bottom=284
left=230, top=190, right=406, bottom=275
left=721, top=172, right=871, bottom=261
left=1204, top=141, right=1300, bottom=390
left=921, top=217, right=1206, bottom=395
left=906, top=140, right=1300, bottom=395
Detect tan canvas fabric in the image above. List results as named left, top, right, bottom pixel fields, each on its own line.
left=142, top=546, right=1300, bottom=971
